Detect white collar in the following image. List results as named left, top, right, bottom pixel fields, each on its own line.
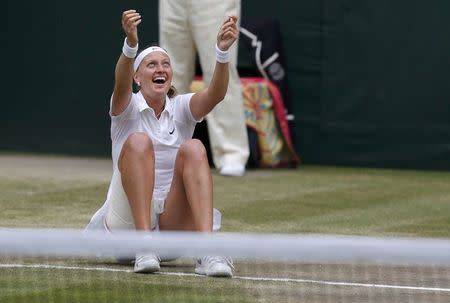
left=135, top=91, right=173, bottom=116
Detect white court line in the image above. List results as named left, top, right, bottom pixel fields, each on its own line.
left=1, top=263, right=449, bottom=293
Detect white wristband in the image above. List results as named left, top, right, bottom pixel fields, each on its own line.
left=122, top=38, right=138, bottom=59
left=215, top=44, right=230, bottom=63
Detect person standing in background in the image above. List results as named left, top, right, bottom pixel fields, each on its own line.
left=159, top=0, right=249, bottom=177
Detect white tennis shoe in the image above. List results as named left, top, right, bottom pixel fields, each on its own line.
left=134, top=253, right=161, bottom=273
left=195, top=256, right=234, bottom=277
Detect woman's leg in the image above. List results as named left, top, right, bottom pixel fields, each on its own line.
left=118, top=132, right=160, bottom=273
left=118, top=132, right=155, bottom=231
left=159, top=139, right=233, bottom=277
left=159, top=139, right=213, bottom=232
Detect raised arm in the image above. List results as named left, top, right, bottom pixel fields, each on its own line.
left=189, top=16, right=239, bottom=120
left=110, top=10, right=142, bottom=116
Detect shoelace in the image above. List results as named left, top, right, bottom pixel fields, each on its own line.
left=201, top=256, right=234, bottom=270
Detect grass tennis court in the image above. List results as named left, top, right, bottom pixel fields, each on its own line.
left=1, top=153, right=449, bottom=302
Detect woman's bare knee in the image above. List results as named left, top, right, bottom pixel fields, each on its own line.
left=123, top=132, right=154, bottom=154
left=119, top=132, right=154, bottom=171
left=179, top=139, right=207, bottom=162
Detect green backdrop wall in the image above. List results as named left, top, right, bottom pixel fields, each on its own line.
left=3, top=1, right=450, bottom=169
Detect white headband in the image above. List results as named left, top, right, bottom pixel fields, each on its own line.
left=133, top=46, right=169, bottom=72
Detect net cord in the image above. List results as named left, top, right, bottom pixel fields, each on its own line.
left=0, top=228, right=449, bottom=265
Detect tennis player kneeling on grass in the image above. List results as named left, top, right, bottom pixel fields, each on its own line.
left=85, top=9, right=237, bottom=277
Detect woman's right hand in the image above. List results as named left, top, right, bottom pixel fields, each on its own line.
left=122, top=9, right=141, bottom=47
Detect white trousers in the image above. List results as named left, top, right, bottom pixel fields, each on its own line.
left=159, top=0, right=249, bottom=169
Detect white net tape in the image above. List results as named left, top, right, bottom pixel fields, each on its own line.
left=1, top=228, right=449, bottom=265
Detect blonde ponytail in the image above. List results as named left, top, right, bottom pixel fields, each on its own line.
left=167, top=85, right=178, bottom=98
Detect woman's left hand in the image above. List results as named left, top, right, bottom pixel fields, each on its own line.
left=217, top=16, right=239, bottom=51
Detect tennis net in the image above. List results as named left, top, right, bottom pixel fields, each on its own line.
left=1, top=228, right=449, bottom=303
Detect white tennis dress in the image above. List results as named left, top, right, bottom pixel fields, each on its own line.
left=85, top=91, right=221, bottom=232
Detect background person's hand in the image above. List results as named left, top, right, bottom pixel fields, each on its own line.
left=217, top=16, right=239, bottom=51
left=122, top=9, right=141, bottom=47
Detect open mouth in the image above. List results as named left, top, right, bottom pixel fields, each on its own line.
left=153, top=76, right=166, bottom=85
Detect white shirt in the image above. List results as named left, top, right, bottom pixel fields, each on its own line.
left=111, top=91, right=200, bottom=191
